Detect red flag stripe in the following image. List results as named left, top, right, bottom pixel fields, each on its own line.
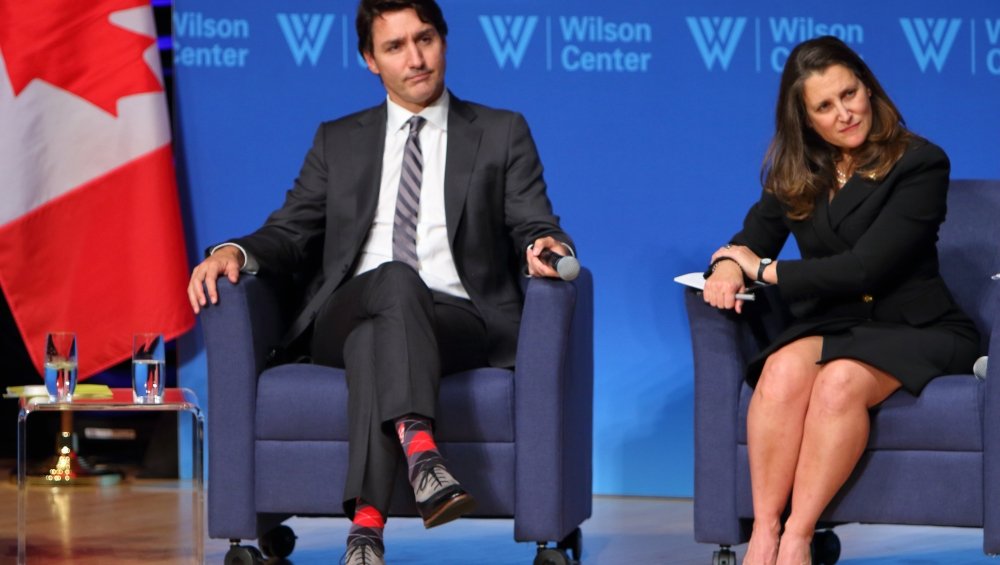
left=0, top=145, right=193, bottom=379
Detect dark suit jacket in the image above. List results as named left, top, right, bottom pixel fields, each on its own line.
left=729, top=138, right=980, bottom=392
left=230, top=93, right=572, bottom=368
left=732, top=138, right=965, bottom=326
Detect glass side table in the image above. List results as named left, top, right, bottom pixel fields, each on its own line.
left=16, top=388, right=204, bottom=565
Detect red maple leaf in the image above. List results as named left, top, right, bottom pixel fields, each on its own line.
left=0, top=0, right=162, bottom=116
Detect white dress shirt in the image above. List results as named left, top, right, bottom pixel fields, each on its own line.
left=352, top=91, right=469, bottom=299
left=219, top=92, right=470, bottom=299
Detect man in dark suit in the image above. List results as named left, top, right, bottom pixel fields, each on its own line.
left=187, top=1, right=573, bottom=563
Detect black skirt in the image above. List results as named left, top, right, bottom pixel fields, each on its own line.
left=745, top=314, right=981, bottom=395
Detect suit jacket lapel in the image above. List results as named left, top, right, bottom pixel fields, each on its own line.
left=324, top=102, right=384, bottom=291
left=827, top=175, right=877, bottom=231
left=350, top=104, right=387, bottom=229
left=444, top=95, right=483, bottom=247
left=813, top=192, right=851, bottom=253
left=277, top=104, right=386, bottom=353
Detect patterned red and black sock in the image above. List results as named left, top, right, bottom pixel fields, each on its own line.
left=395, top=414, right=445, bottom=483
left=346, top=500, right=384, bottom=550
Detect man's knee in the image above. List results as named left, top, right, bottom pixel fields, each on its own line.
left=361, top=262, right=436, bottom=326
left=371, top=262, right=429, bottom=297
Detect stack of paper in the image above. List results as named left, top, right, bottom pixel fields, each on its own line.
left=3, top=384, right=113, bottom=399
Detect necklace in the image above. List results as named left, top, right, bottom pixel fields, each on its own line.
left=835, top=167, right=848, bottom=187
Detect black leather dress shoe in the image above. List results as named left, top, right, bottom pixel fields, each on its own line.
left=413, top=464, right=477, bottom=528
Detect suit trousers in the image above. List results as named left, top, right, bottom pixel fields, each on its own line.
left=310, top=261, right=489, bottom=517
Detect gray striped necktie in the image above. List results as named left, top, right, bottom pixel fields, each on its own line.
left=393, top=115, right=426, bottom=269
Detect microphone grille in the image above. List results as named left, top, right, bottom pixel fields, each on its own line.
left=973, top=356, right=989, bottom=381
left=556, top=256, right=580, bottom=281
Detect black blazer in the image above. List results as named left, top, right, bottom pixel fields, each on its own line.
left=732, top=138, right=964, bottom=327
left=230, top=94, right=571, bottom=368
left=730, top=138, right=981, bottom=393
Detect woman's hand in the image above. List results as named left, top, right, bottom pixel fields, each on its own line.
left=705, top=244, right=762, bottom=314
left=710, top=244, right=761, bottom=278
left=703, top=259, right=748, bottom=314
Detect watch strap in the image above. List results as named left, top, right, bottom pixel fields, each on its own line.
left=756, top=259, right=771, bottom=283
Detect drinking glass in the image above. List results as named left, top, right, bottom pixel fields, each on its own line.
left=44, top=332, right=78, bottom=401
left=132, top=333, right=165, bottom=404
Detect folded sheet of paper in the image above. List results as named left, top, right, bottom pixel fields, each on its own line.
left=4, top=384, right=113, bottom=399
left=673, top=272, right=756, bottom=301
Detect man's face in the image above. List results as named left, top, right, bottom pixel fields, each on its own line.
left=363, top=8, right=446, bottom=113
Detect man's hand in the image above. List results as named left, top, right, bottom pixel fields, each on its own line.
left=526, top=236, right=571, bottom=278
left=703, top=259, right=748, bottom=314
left=187, top=245, right=244, bottom=314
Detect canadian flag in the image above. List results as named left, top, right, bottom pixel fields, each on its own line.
left=0, top=0, right=194, bottom=379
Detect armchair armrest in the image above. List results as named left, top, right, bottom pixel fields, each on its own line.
left=979, top=285, right=1000, bottom=553
left=201, top=276, right=286, bottom=539
left=514, top=268, right=594, bottom=542
left=685, top=288, right=753, bottom=545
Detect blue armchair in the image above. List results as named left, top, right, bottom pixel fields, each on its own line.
left=685, top=180, right=1000, bottom=564
left=200, top=268, right=593, bottom=565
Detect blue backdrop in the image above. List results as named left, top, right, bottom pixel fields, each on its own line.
left=174, top=0, right=1000, bottom=496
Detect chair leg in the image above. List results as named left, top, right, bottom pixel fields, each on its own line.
left=811, top=530, right=841, bottom=565
left=712, top=545, right=737, bottom=565
left=224, top=539, right=265, bottom=565
left=534, top=542, right=572, bottom=565
left=533, top=528, right=583, bottom=565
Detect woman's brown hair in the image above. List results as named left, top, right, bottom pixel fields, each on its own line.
left=762, top=36, right=912, bottom=220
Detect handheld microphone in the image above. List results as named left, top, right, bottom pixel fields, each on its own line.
left=538, top=248, right=580, bottom=281
left=974, top=356, right=989, bottom=381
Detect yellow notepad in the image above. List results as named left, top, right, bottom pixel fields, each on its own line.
left=4, top=384, right=113, bottom=399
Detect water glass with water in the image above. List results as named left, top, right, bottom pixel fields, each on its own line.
left=132, top=333, right=165, bottom=404
left=44, top=332, right=78, bottom=401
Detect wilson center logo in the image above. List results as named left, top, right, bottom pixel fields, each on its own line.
left=686, top=16, right=747, bottom=71
left=899, top=18, right=962, bottom=72
left=479, top=15, right=539, bottom=69
left=277, top=13, right=335, bottom=66
left=989, top=20, right=1000, bottom=74
left=172, top=11, right=251, bottom=68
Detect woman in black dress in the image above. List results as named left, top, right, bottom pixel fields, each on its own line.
left=704, top=36, right=980, bottom=565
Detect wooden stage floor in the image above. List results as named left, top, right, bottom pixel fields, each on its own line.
left=0, top=468, right=995, bottom=564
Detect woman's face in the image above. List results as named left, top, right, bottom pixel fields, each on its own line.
left=801, top=64, right=872, bottom=154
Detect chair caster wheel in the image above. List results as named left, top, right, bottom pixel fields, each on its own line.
left=556, top=527, right=583, bottom=562
left=224, top=544, right=264, bottom=565
left=534, top=547, right=572, bottom=565
left=811, top=530, right=841, bottom=565
left=260, top=524, right=297, bottom=558
left=713, top=546, right=737, bottom=565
